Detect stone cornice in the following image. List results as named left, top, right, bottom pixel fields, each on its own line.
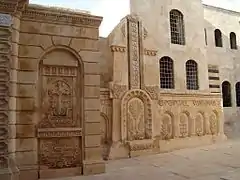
left=110, top=45, right=126, bottom=53
left=21, top=4, right=103, bottom=28
left=144, top=49, right=158, bottom=56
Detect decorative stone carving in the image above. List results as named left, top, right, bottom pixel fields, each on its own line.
left=0, top=14, right=12, bottom=27
left=158, top=99, right=221, bottom=107
left=110, top=45, right=126, bottom=53
left=209, top=112, right=218, bottom=135
left=161, top=113, right=173, bottom=140
left=121, top=24, right=126, bottom=37
left=38, top=61, right=82, bottom=171
left=179, top=113, right=189, bottom=138
left=39, top=138, right=81, bottom=169
left=195, top=113, right=204, bottom=136
left=121, top=90, right=152, bottom=141
left=143, top=86, right=159, bottom=100
left=0, top=25, right=11, bottom=169
left=129, top=142, right=154, bottom=151
left=143, top=28, right=148, bottom=39
left=22, top=5, right=102, bottom=27
left=127, top=98, right=145, bottom=140
left=109, top=82, right=128, bottom=99
left=127, top=16, right=141, bottom=89
left=144, top=49, right=158, bottom=56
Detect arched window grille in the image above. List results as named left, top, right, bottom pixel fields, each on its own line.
left=214, top=29, right=223, bottom=47
left=222, top=81, right=232, bottom=107
left=235, top=82, right=240, bottom=107
left=230, top=32, right=237, bottom=49
left=186, top=60, right=199, bottom=90
left=170, top=9, right=185, bottom=45
left=160, top=57, right=174, bottom=89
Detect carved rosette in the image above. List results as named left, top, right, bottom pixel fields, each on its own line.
left=121, top=90, right=152, bottom=142
left=0, top=14, right=12, bottom=169
left=143, top=86, right=159, bottom=100
left=109, top=82, right=128, bottom=99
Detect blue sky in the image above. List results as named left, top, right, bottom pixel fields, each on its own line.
left=30, top=0, right=240, bottom=37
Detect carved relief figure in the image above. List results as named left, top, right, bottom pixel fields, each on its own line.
left=179, top=113, right=189, bottom=138
left=195, top=113, right=204, bottom=136
left=161, top=113, right=173, bottom=140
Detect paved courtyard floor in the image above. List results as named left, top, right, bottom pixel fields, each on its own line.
left=49, top=140, right=240, bottom=180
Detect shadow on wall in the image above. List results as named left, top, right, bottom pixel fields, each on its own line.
left=205, top=19, right=240, bottom=139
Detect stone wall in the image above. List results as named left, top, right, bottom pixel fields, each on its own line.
left=0, top=2, right=105, bottom=180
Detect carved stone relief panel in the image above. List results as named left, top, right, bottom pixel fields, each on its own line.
left=127, top=16, right=141, bottom=89
left=109, top=82, right=127, bottom=99
left=179, top=113, right=189, bottom=138
left=161, top=113, right=173, bottom=140
left=195, top=113, right=204, bottom=136
left=39, top=137, right=81, bottom=169
left=121, top=90, right=152, bottom=142
left=127, top=98, right=145, bottom=141
left=209, top=112, right=218, bottom=135
left=143, top=86, right=159, bottom=100
left=38, top=60, right=82, bottom=174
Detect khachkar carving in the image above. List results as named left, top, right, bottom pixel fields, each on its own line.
left=161, top=113, right=173, bottom=140
left=0, top=14, right=12, bottom=169
left=109, top=82, right=128, bottom=99
left=143, top=86, right=159, bottom=100
left=38, top=64, right=82, bottom=169
left=121, top=90, right=152, bottom=142
left=127, top=16, right=141, bottom=89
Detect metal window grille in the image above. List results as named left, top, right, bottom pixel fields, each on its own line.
left=236, top=82, right=240, bottom=107
left=186, top=60, right=199, bottom=90
left=215, top=29, right=223, bottom=47
left=170, top=10, right=185, bottom=45
left=230, top=32, right=237, bottom=50
left=160, top=57, right=174, bottom=89
left=222, top=81, right=232, bottom=107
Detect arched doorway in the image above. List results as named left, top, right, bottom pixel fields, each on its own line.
left=37, top=48, right=83, bottom=179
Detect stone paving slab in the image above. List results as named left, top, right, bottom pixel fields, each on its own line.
left=43, top=140, right=240, bottom=180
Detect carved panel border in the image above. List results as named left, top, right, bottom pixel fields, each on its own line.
left=0, top=14, right=11, bottom=169
left=38, top=128, right=82, bottom=138
left=121, top=90, right=152, bottom=142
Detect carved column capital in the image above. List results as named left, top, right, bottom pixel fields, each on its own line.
left=143, top=86, right=159, bottom=100
left=109, top=82, right=128, bottom=99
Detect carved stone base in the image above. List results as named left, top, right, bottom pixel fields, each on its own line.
left=127, top=139, right=158, bottom=158
left=83, top=160, right=105, bottom=176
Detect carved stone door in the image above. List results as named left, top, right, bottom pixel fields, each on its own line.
left=38, top=64, right=82, bottom=179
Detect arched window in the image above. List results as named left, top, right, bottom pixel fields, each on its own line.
left=222, top=81, right=232, bottom=107
left=170, top=9, right=185, bottom=45
left=235, top=82, right=240, bottom=107
left=186, top=60, right=199, bottom=90
left=160, top=57, right=174, bottom=89
left=214, top=29, right=223, bottom=47
left=230, top=32, right=237, bottom=49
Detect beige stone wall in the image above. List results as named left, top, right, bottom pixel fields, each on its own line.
left=0, top=3, right=105, bottom=180
left=203, top=5, right=240, bottom=138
